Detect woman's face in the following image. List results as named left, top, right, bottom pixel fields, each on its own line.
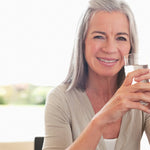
left=85, top=11, right=131, bottom=78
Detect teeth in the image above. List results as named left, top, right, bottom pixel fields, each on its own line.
left=98, top=58, right=117, bottom=63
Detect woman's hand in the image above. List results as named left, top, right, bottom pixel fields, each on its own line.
left=67, top=69, right=150, bottom=150
left=95, top=68, right=150, bottom=126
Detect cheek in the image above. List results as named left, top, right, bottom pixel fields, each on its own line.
left=119, top=43, right=131, bottom=56
left=85, top=41, right=99, bottom=56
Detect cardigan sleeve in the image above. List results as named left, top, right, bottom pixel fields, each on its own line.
left=42, top=90, right=72, bottom=150
left=145, top=112, right=150, bottom=144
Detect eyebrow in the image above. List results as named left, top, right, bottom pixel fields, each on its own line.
left=91, top=31, right=129, bottom=36
left=117, top=32, right=129, bottom=36
left=91, top=31, right=106, bottom=35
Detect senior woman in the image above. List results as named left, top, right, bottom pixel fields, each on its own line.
left=43, top=0, right=150, bottom=150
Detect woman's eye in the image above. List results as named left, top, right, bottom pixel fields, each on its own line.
left=93, top=36, right=105, bottom=39
left=117, top=37, right=127, bottom=41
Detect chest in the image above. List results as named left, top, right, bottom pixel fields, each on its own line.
left=86, top=91, right=109, bottom=114
left=86, top=91, right=122, bottom=139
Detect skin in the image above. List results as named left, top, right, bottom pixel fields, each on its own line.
left=85, top=11, right=130, bottom=78
left=84, top=11, right=131, bottom=115
left=67, top=11, right=150, bottom=150
left=84, top=11, right=131, bottom=138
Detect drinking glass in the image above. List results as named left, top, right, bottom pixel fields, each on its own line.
left=124, top=53, right=149, bottom=84
left=124, top=53, right=149, bottom=105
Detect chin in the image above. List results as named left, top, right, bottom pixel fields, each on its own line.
left=97, top=71, right=118, bottom=78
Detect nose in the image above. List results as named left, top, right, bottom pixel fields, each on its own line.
left=102, top=39, right=117, bottom=54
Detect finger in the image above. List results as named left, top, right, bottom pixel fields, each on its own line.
left=134, top=73, right=150, bottom=82
left=126, top=93, right=150, bottom=103
left=123, top=69, right=150, bottom=86
left=128, top=101, right=150, bottom=114
left=131, top=82, right=150, bottom=92
left=144, top=91, right=150, bottom=96
left=133, top=69, right=150, bottom=78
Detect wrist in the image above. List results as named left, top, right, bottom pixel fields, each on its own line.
left=91, top=114, right=106, bottom=134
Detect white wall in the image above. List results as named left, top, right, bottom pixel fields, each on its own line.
left=0, top=0, right=150, bottom=86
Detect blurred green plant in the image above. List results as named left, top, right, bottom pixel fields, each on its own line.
left=0, top=84, right=53, bottom=105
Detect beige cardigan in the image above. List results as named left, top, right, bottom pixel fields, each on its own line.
left=43, top=84, right=150, bottom=150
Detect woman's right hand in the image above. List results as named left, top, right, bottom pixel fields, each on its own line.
left=94, top=68, right=150, bottom=127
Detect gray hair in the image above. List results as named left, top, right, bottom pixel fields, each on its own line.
left=64, top=0, right=138, bottom=91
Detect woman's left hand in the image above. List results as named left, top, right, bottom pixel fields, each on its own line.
left=94, top=69, right=150, bottom=126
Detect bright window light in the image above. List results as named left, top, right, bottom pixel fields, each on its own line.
left=0, top=0, right=150, bottom=86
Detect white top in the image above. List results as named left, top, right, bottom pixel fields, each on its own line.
left=104, top=138, right=117, bottom=150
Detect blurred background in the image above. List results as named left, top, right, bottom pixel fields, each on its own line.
left=0, top=0, right=149, bottom=149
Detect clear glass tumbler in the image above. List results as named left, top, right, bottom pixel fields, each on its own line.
left=124, top=53, right=149, bottom=84
left=124, top=53, right=149, bottom=105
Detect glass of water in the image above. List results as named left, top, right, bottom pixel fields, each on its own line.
left=124, top=53, right=149, bottom=84
left=124, top=53, right=149, bottom=105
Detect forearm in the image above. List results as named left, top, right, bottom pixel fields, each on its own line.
left=66, top=116, right=104, bottom=150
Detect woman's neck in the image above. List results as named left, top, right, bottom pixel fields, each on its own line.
left=86, top=73, right=118, bottom=99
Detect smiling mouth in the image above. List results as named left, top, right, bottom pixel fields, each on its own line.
left=97, top=58, right=119, bottom=63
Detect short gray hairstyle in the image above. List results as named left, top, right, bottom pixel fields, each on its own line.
left=64, top=0, right=138, bottom=91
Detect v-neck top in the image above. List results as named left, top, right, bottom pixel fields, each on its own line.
left=104, top=138, right=117, bottom=150
left=43, top=83, right=150, bottom=150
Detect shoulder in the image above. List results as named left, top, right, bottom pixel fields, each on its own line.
left=45, top=83, right=86, bottom=121
left=47, top=83, right=76, bottom=101
left=45, top=84, right=71, bottom=121
left=46, top=83, right=85, bottom=107
left=46, top=83, right=68, bottom=105
left=47, top=83, right=68, bottom=97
